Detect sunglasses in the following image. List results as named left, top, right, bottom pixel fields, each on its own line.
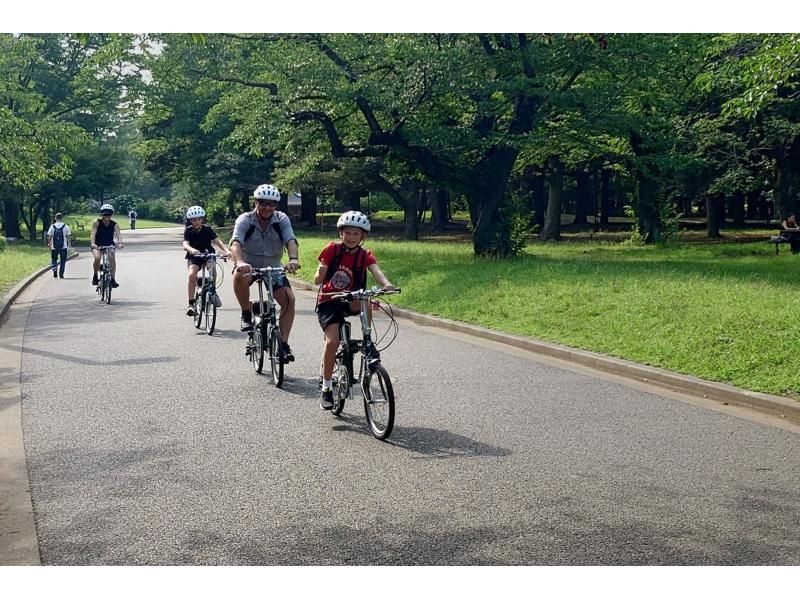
left=257, top=200, right=278, bottom=207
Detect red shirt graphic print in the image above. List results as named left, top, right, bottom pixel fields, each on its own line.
left=317, top=242, right=377, bottom=302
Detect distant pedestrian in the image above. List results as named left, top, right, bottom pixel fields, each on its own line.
left=129, top=209, right=137, bottom=230
left=47, top=213, right=72, bottom=279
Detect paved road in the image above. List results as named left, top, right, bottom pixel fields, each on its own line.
left=13, top=228, right=800, bottom=564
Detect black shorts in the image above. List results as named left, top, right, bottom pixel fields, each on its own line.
left=317, top=300, right=359, bottom=331
left=187, top=256, right=208, bottom=268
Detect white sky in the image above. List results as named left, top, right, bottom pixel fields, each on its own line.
left=3, top=0, right=799, bottom=32
left=2, top=0, right=799, bottom=596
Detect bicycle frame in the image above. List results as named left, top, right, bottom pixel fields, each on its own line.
left=334, top=288, right=398, bottom=389
left=96, top=246, right=114, bottom=302
left=253, top=267, right=281, bottom=328
left=328, top=287, right=401, bottom=440
left=197, top=253, right=220, bottom=296
left=246, top=266, right=286, bottom=385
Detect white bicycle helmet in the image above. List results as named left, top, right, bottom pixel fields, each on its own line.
left=186, top=205, right=206, bottom=219
left=253, top=184, right=281, bottom=202
left=100, top=203, right=114, bottom=214
left=337, top=210, right=371, bottom=232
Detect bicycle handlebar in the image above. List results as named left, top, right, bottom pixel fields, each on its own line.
left=247, top=266, right=285, bottom=276
left=196, top=252, right=229, bottom=261
left=327, top=287, right=402, bottom=302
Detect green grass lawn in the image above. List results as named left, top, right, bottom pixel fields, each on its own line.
left=0, top=243, right=53, bottom=296
left=292, top=232, right=800, bottom=399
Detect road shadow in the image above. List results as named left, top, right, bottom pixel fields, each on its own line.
left=327, top=412, right=511, bottom=458
left=24, top=299, right=160, bottom=336
left=5, top=344, right=178, bottom=368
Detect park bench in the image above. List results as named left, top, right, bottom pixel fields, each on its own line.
left=769, top=232, right=792, bottom=254
left=72, top=219, right=86, bottom=232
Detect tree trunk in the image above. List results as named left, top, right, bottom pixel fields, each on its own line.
left=599, top=169, right=611, bottom=226
left=637, top=175, right=661, bottom=243
left=337, top=189, right=362, bottom=212
left=706, top=194, right=723, bottom=238
left=376, top=179, right=418, bottom=241
left=278, top=192, right=289, bottom=214
left=240, top=189, right=250, bottom=213
left=431, top=188, right=448, bottom=232
left=730, top=192, right=746, bottom=227
left=404, top=201, right=419, bottom=240
left=532, top=174, right=546, bottom=229
left=41, top=199, right=51, bottom=243
left=573, top=170, right=590, bottom=225
left=2, top=197, right=22, bottom=240
left=416, top=183, right=429, bottom=224
left=470, top=146, right=518, bottom=255
left=745, top=190, right=758, bottom=220
left=300, top=188, right=318, bottom=225
left=541, top=158, right=563, bottom=241
left=226, top=190, right=237, bottom=218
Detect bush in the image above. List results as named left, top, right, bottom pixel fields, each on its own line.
left=148, top=202, right=171, bottom=221
left=207, top=202, right=227, bottom=227
left=0, top=236, right=6, bottom=253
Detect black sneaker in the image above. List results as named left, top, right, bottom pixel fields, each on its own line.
left=59, top=275, right=64, bottom=279
left=53, top=270, right=58, bottom=278
left=281, top=342, right=295, bottom=363
left=240, top=311, right=254, bottom=332
left=91, top=273, right=98, bottom=285
left=320, top=389, right=334, bottom=410
left=110, top=279, right=119, bottom=288
left=186, top=304, right=196, bottom=316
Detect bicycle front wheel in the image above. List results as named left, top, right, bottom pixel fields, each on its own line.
left=252, top=326, right=265, bottom=373
left=332, top=360, right=350, bottom=416
left=105, top=277, right=112, bottom=304
left=193, top=291, right=204, bottom=328
left=363, top=363, right=395, bottom=440
left=204, top=294, right=216, bottom=335
left=268, top=326, right=284, bottom=387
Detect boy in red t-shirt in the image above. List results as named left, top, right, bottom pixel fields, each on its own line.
left=314, top=211, right=394, bottom=410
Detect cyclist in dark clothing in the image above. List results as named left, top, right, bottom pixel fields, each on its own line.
left=90, top=204, right=123, bottom=287
left=182, top=205, right=230, bottom=316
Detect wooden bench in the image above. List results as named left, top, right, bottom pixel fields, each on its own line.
left=73, top=219, right=86, bottom=232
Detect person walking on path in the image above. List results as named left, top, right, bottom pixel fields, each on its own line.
left=129, top=209, right=137, bottom=230
left=46, top=213, right=72, bottom=279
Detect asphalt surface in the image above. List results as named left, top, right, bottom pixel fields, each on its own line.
left=15, top=227, right=800, bottom=565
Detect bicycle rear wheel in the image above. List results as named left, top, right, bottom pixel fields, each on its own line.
left=193, top=290, right=204, bottom=328
left=363, top=363, right=395, bottom=440
left=252, top=324, right=265, bottom=373
left=332, top=359, right=350, bottom=416
left=204, top=293, right=216, bottom=335
left=268, top=326, right=284, bottom=387
left=105, top=276, right=112, bottom=304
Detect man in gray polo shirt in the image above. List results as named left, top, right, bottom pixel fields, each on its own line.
left=230, top=183, right=301, bottom=362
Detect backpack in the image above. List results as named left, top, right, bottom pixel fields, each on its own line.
left=52, top=223, right=65, bottom=250
left=243, top=215, right=285, bottom=247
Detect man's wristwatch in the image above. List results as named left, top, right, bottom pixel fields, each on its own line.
left=289, top=256, right=299, bottom=261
